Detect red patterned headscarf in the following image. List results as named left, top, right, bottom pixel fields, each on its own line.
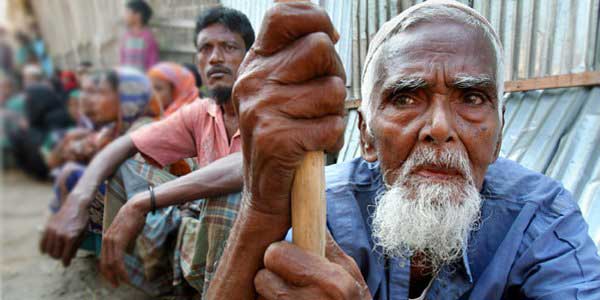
left=148, top=62, right=199, bottom=117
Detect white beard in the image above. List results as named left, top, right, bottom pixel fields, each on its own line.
left=371, top=146, right=482, bottom=271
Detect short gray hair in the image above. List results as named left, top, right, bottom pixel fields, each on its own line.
left=360, top=0, right=504, bottom=126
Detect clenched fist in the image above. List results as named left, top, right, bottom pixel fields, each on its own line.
left=233, top=1, right=346, bottom=221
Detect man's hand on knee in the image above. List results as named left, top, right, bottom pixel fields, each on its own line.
left=99, top=193, right=149, bottom=287
left=40, top=193, right=90, bottom=267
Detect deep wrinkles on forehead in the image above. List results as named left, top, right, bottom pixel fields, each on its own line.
left=377, top=24, right=496, bottom=86
left=384, top=41, right=459, bottom=60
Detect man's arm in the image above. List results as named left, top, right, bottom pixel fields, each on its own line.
left=131, top=151, right=243, bottom=213
left=65, top=135, right=137, bottom=208
left=40, top=134, right=137, bottom=266
left=99, top=151, right=245, bottom=287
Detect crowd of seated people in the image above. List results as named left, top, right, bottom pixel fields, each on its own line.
left=1, top=1, right=251, bottom=298
left=3, top=1, right=600, bottom=299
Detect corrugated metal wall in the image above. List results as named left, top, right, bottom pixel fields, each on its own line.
left=473, top=0, right=600, bottom=80
left=348, top=0, right=600, bottom=99
left=502, top=87, right=600, bottom=245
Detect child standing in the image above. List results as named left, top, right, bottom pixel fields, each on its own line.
left=120, top=0, right=159, bottom=71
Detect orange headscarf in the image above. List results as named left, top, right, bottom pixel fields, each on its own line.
left=148, top=62, right=199, bottom=117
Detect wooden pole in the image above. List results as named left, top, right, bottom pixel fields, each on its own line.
left=291, top=151, right=326, bottom=256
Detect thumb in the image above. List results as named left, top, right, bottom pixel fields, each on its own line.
left=325, top=230, right=364, bottom=282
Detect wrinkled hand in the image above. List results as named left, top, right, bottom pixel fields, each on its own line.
left=255, top=232, right=371, bottom=300
left=233, top=1, right=346, bottom=219
left=99, top=196, right=147, bottom=287
left=40, top=195, right=90, bottom=267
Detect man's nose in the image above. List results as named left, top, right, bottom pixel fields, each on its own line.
left=419, top=98, right=457, bottom=145
left=209, top=47, right=225, bottom=64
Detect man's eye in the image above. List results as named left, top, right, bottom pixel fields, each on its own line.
left=463, top=93, right=485, bottom=105
left=199, top=45, right=211, bottom=53
left=393, top=95, right=416, bottom=106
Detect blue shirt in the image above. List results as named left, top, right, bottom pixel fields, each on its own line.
left=325, top=157, right=600, bottom=300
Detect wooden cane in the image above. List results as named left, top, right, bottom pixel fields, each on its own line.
left=291, top=151, right=326, bottom=256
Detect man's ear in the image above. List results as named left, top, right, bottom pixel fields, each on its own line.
left=358, top=110, right=378, bottom=162
left=492, top=104, right=506, bottom=161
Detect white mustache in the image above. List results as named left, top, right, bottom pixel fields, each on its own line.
left=398, top=146, right=474, bottom=185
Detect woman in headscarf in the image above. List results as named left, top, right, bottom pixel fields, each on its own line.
left=9, top=84, right=73, bottom=178
left=147, top=62, right=198, bottom=118
left=51, top=67, right=152, bottom=214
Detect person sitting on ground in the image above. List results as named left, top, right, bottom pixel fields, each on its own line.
left=207, top=2, right=600, bottom=299
left=40, top=6, right=254, bottom=298
left=9, top=84, right=72, bottom=179
left=64, top=88, right=82, bottom=125
left=49, top=68, right=152, bottom=213
left=0, top=72, right=22, bottom=168
left=45, top=73, right=99, bottom=170
left=48, top=63, right=198, bottom=190
left=76, top=67, right=100, bottom=130
left=120, top=0, right=159, bottom=71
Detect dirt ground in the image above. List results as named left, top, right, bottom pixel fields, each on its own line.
left=0, top=170, right=152, bottom=300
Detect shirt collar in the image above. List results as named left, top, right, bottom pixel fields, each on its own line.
left=205, top=98, right=242, bottom=140
left=206, top=98, right=220, bottom=118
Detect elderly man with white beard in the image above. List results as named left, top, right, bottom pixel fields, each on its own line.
left=207, top=1, right=600, bottom=299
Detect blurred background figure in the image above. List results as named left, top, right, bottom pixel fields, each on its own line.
left=14, top=31, right=36, bottom=70
left=76, top=61, right=93, bottom=82
left=29, top=22, right=53, bottom=78
left=147, top=61, right=198, bottom=118
left=1, top=71, right=23, bottom=168
left=50, top=68, right=152, bottom=212
left=21, top=63, right=44, bottom=88
left=120, top=0, right=159, bottom=72
left=60, top=70, right=78, bottom=97
left=0, top=26, right=14, bottom=73
left=8, top=84, right=72, bottom=179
